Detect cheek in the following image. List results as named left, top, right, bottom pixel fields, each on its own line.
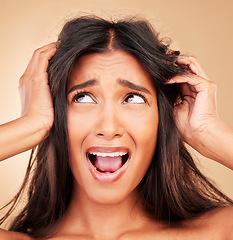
left=67, top=114, right=82, bottom=149
left=122, top=107, right=159, bottom=182
left=123, top=105, right=159, bottom=145
left=67, top=108, right=95, bottom=142
left=67, top=109, right=94, bottom=187
left=67, top=110, right=90, bottom=167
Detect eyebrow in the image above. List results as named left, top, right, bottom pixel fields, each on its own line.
left=67, top=78, right=151, bottom=95
left=118, top=79, right=151, bottom=95
left=68, top=79, right=98, bottom=93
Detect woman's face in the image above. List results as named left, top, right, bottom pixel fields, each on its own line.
left=67, top=50, right=159, bottom=204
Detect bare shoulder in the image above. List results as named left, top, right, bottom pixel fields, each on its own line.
left=1, top=207, right=232, bottom=240
left=0, top=228, right=33, bottom=240
left=182, top=206, right=233, bottom=239
left=119, top=207, right=233, bottom=240
left=205, top=206, right=233, bottom=238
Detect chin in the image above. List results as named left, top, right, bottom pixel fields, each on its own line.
left=73, top=173, right=140, bottom=206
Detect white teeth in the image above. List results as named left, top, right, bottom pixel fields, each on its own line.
left=90, top=152, right=126, bottom=157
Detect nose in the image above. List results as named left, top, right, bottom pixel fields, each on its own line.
left=94, top=103, right=124, bottom=140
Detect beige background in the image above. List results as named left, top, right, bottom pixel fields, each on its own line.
left=0, top=0, right=233, bottom=209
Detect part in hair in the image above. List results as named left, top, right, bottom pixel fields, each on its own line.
left=1, top=15, right=232, bottom=238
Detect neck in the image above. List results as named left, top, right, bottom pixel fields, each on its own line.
left=58, top=183, right=151, bottom=240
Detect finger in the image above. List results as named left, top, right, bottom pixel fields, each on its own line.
left=179, top=83, right=197, bottom=99
left=166, top=74, right=215, bottom=94
left=34, top=45, right=57, bottom=75
left=23, top=42, right=57, bottom=76
left=176, top=56, right=209, bottom=79
left=188, top=56, right=209, bottom=79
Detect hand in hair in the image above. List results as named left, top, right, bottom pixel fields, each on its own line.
left=167, top=56, right=233, bottom=170
left=19, top=42, right=56, bottom=130
left=0, top=43, right=56, bottom=161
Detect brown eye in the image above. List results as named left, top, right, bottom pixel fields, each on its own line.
left=123, top=94, right=146, bottom=104
left=73, top=93, right=95, bottom=103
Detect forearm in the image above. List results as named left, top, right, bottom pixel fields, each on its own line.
left=0, top=116, right=49, bottom=161
left=0, top=44, right=57, bottom=162
left=189, top=119, right=233, bottom=170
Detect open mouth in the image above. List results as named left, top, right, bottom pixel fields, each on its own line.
left=87, top=152, right=130, bottom=174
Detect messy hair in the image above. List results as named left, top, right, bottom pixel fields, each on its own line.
left=1, top=16, right=232, bottom=238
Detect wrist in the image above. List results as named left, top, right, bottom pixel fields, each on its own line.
left=184, top=117, right=219, bottom=147
left=22, top=114, right=53, bottom=141
left=186, top=118, right=233, bottom=167
left=0, top=115, right=53, bottom=161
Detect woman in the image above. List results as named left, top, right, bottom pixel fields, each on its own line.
left=0, top=16, right=233, bottom=239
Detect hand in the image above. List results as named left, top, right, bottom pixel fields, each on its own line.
left=19, top=43, right=57, bottom=135
left=0, top=43, right=57, bottom=161
left=167, top=56, right=219, bottom=146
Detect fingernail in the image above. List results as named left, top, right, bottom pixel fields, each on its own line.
left=165, top=79, right=175, bottom=84
left=56, top=40, right=61, bottom=49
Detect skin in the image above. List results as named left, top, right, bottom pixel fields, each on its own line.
left=168, top=56, right=233, bottom=169
left=56, top=51, right=159, bottom=239
left=0, top=43, right=56, bottom=161
left=67, top=51, right=158, bottom=204
left=0, top=44, right=233, bottom=239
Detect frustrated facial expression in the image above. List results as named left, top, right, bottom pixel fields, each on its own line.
left=67, top=51, right=159, bottom=204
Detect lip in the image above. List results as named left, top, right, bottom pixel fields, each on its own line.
left=87, top=146, right=130, bottom=153
left=86, top=146, right=131, bottom=183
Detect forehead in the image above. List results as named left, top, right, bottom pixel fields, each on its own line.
left=69, top=50, right=154, bottom=90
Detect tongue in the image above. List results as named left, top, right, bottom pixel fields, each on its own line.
left=95, top=156, right=122, bottom=172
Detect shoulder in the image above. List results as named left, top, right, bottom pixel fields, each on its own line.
left=207, top=206, right=233, bottom=238
left=0, top=228, right=33, bottom=240
left=119, top=207, right=233, bottom=240
left=184, top=206, right=233, bottom=240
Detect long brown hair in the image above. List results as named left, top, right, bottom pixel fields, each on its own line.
left=1, top=15, right=232, bottom=238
